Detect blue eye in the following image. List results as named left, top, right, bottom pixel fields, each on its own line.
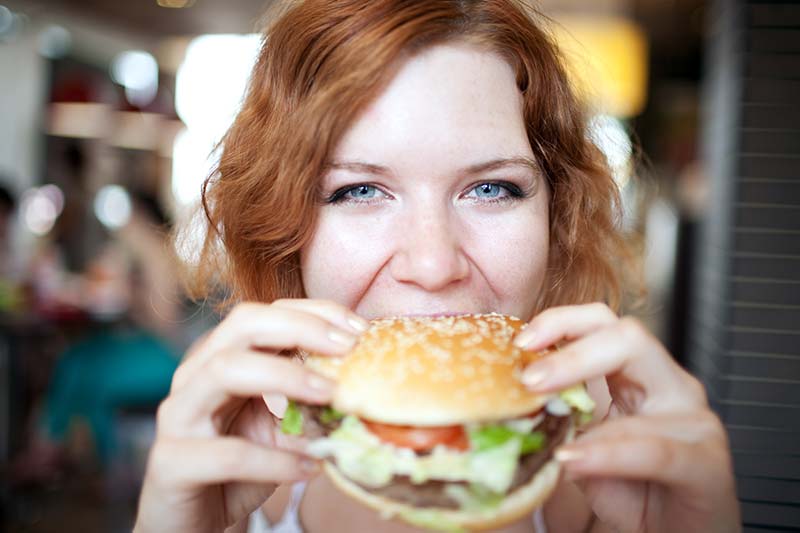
left=347, top=185, right=377, bottom=199
left=474, top=183, right=502, bottom=198
left=465, top=182, right=524, bottom=202
left=325, top=181, right=527, bottom=205
left=326, top=184, right=385, bottom=204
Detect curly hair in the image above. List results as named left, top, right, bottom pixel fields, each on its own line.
left=182, top=0, right=636, bottom=314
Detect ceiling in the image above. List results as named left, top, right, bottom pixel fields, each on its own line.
left=13, top=0, right=703, bottom=41
left=15, top=0, right=276, bottom=38
left=9, top=0, right=705, bottom=82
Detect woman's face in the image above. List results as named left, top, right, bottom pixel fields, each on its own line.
left=301, top=42, right=550, bottom=321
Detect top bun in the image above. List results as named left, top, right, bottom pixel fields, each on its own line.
left=304, top=313, right=551, bottom=426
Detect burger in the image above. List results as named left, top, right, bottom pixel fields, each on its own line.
left=279, top=313, right=594, bottom=531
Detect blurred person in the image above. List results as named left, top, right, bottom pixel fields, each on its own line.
left=52, top=141, right=102, bottom=273
left=12, top=191, right=181, bottom=480
left=0, top=184, right=18, bottom=308
left=0, top=182, right=34, bottom=314
left=135, top=1, right=740, bottom=532
left=0, top=184, right=14, bottom=254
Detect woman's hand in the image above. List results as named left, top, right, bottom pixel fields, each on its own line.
left=514, top=303, right=740, bottom=533
left=134, top=299, right=368, bottom=533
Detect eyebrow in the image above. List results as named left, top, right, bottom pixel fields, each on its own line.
left=326, top=157, right=541, bottom=177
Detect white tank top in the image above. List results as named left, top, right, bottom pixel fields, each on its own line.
left=247, top=482, right=548, bottom=533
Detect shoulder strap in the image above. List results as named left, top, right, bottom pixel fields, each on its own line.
left=532, top=507, right=548, bottom=533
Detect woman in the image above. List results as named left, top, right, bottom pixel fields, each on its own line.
left=135, top=1, right=739, bottom=531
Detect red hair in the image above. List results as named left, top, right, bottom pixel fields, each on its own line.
left=183, top=0, right=636, bottom=313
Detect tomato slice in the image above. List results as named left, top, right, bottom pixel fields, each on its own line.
left=363, top=420, right=469, bottom=452
left=443, top=430, right=470, bottom=452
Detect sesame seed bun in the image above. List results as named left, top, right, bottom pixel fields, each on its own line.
left=304, top=314, right=570, bottom=530
left=304, top=313, right=552, bottom=426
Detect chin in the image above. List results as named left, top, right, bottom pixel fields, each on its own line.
left=395, top=310, right=474, bottom=318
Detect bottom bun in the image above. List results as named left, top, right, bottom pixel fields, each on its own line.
left=323, top=458, right=562, bottom=532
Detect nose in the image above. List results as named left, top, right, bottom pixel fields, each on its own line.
left=389, top=208, right=470, bottom=292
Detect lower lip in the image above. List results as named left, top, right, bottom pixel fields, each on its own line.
left=397, top=311, right=473, bottom=318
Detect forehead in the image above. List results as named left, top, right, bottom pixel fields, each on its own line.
left=332, top=42, right=533, bottom=171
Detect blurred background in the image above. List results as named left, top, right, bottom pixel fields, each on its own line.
left=0, top=0, right=798, bottom=531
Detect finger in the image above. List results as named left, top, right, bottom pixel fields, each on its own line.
left=513, top=303, right=617, bottom=351
left=207, top=302, right=360, bottom=357
left=271, top=298, right=369, bottom=335
left=172, top=302, right=360, bottom=391
left=557, top=435, right=713, bottom=491
left=159, top=351, right=334, bottom=436
left=263, top=392, right=289, bottom=418
left=149, top=437, right=320, bottom=488
left=266, top=427, right=315, bottom=453
left=520, top=318, right=701, bottom=411
left=232, top=397, right=310, bottom=452
left=573, top=411, right=726, bottom=445
left=555, top=413, right=728, bottom=489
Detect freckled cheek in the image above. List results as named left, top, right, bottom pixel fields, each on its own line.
left=461, top=212, right=549, bottom=300
left=300, top=214, right=395, bottom=303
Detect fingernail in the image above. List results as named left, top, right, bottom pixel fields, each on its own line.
left=555, top=448, right=585, bottom=463
left=307, top=374, right=334, bottom=392
left=521, top=365, right=550, bottom=388
left=347, top=316, right=369, bottom=333
left=513, top=328, right=538, bottom=349
left=328, top=329, right=357, bottom=348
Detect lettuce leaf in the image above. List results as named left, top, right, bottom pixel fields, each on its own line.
left=467, top=438, right=521, bottom=492
left=320, top=406, right=345, bottom=424
left=397, top=509, right=466, bottom=532
left=308, top=415, right=395, bottom=486
left=469, top=425, right=545, bottom=455
left=444, top=483, right=504, bottom=512
left=280, top=400, right=304, bottom=435
left=559, top=384, right=595, bottom=417
left=520, top=431, right=545, bottom=453
left=307, top=416, right=525, bottom=493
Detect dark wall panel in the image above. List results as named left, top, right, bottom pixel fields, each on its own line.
left=688, top=0, right=800, bottom=529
